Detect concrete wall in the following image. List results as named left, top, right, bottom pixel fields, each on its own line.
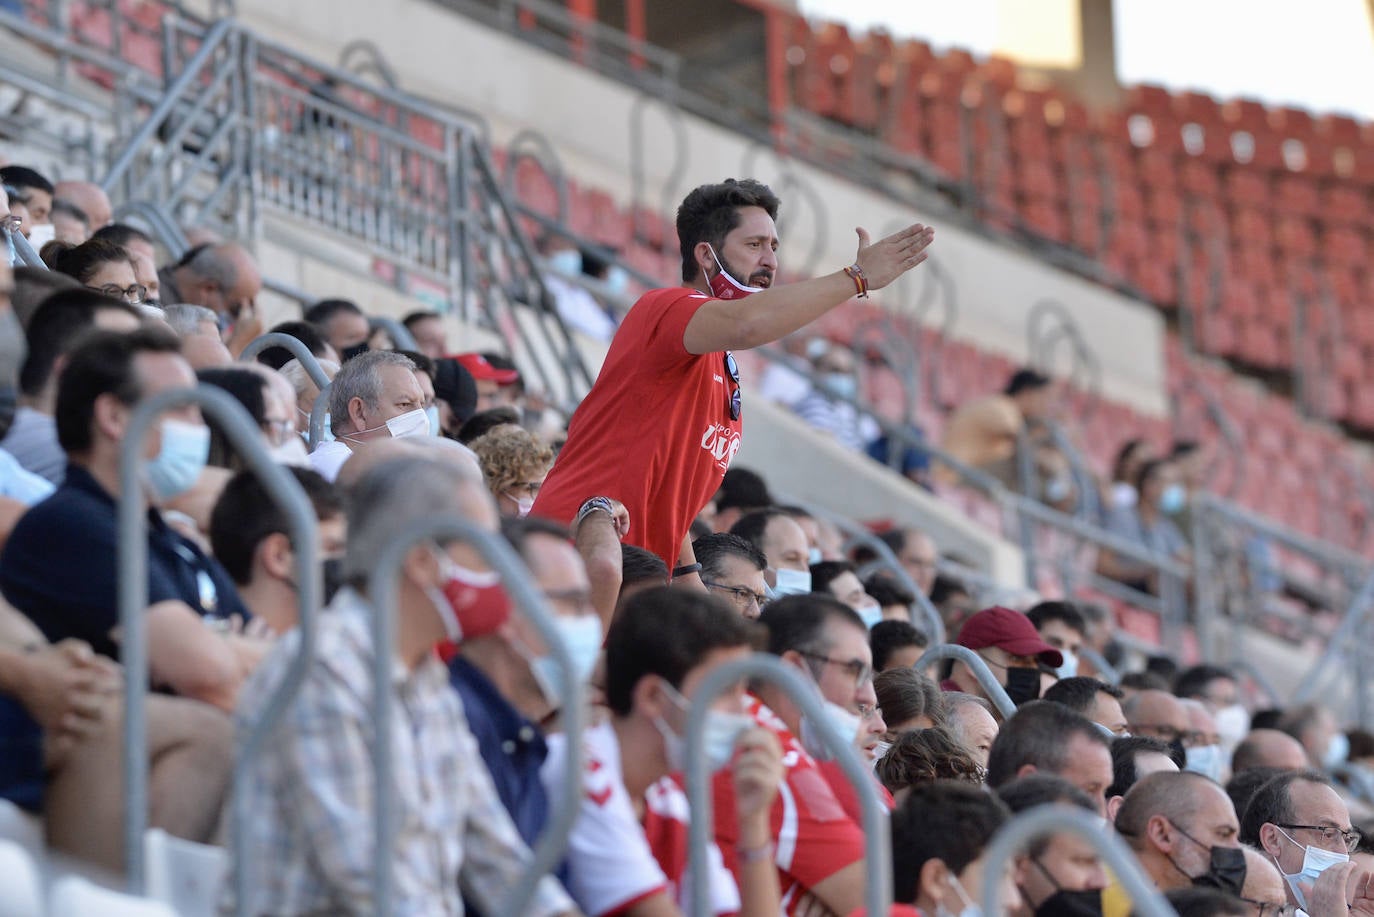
left=233, top=0, right=1171, bottom=417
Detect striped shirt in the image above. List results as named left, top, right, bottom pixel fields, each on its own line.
left=220, top=588, right=574, bottom=916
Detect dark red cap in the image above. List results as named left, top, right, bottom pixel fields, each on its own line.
left=454, top=352, right=519, bottom=384
left=955, top=606, right=1063, bottom=668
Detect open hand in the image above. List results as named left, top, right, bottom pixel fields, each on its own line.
left=853, top=222, right=935, bottom=291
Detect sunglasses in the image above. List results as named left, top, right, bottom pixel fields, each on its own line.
left=724, top=351, right=740, bottom=421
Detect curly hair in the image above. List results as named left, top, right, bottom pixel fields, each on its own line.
left=876, top=726, right=984, bottom=794
left=470, top=424, right=554, bottom=495
left=676, top=178, right=780, bottom=283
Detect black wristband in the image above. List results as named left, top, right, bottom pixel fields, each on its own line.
left=672, top=563, right=702, bottom=578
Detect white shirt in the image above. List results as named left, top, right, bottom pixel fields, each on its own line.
left=307, top=439, right=352, bottom=482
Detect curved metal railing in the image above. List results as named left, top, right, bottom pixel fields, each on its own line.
left=914, top=644, right=1016, bottom=719
left=237, top=332, right=331, bottom=389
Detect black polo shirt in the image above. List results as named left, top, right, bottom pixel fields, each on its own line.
left=0, top=463, right=247, bottom=660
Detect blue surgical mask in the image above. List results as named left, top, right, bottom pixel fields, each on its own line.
left=1158, top=483, right=1187, bottom=515
left=1325, top=732, right=1350, bottom=768
left=771, top=567, right=811, bottom=597
left=526, top=613, right=602, bottom=706
left=1185, top=743, right=1225, bottom=782
left=655, top=680, right=753, bottom=773
left=823, top=373, right=856, bottom=400
left=547, top=249, right=581, bottom=276
left=145, top=418, right=210, bottom=500
left=424, top=405, right=441, bottom=437
left=604, top=266, right=628, bottom=297
left=855, top=602, right=883, bottom=630
left=1055, top=648, right=1079, bottom=679
left=807, top=546, right=822, bottom=565
left=1274, top=827, right=1349, bottom=911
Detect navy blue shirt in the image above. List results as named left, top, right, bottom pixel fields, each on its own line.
left=0, top=463, right=247, bottom=661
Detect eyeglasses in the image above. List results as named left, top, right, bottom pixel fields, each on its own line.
left=724, top=351, right=740, bottom=421
left=703, top=581, right=767, bottom=610
left=1277, top=823, right=1362, bottom=853
left=0, top=215, right=20, bottom=235
left=262, top=418, right=297, bottom=447
left=857, top=703, right=883, bottom=722
left=798, top=650, right=872, bottom=689
left=1239, top=898, right=1298, bottom=916
left=89, top=283, right=148, bottom=304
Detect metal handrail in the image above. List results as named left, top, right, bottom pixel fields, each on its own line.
left=238, top=333, right=331, bottom=389
left=6, top=227, right=43, bottom=268
left=308, top=387, right=330, bottom=450
left=366, top=515, right=583, bottom=916
left=1078, top=646, right=1121, bottom=685
left=979, top=807, right=1173, bottom=917
left=118, top=385, right=319, bottom=897
left=368, top=316, right=419, bottom=353
left=684, top=654, right=890, bottom=917
left=1292, top=565, right=1374, bottom=708
left=914, top=645, right=1016, bottom=719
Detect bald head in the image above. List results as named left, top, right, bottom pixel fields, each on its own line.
left=1116, top=771, right=1229, bottom=844
left=53, top=181, right=112, bottom=229
left=1123, top=690, right=1190, bottom=745
left=1232, top=729, right=1309, bottom=773
left=1239, top=846, right=1286, bottom=909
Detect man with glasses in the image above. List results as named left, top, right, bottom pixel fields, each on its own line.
left=1241, top=770, right=1374, bottom=914
left=693, top=531, right=769, bottom=620
left=531, top=178, right=934, bottom=581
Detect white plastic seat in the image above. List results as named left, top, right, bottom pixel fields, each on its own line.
left=0, top=798, right=43, bottom=858
left=143, top=828, right=228, bottom=917
left=48, top=876, right=176, bottom=917
left=0, top=839, right=44, bottom=917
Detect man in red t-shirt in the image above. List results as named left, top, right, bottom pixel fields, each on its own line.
left=531, top=179, right=935, bottom=579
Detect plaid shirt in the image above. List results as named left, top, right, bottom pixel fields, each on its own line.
left=220, top=589, right=574, bottom=916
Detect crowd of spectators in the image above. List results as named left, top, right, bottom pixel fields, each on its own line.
left=1, top=162, right=1371, bottom=917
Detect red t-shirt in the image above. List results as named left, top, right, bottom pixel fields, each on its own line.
left=712, top=697, right=868, bottom=916
left=531, top=287, right=742, bottom=568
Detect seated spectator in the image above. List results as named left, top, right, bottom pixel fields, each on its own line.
left=694, top=531, right=769, bottom=620
left=1025, top=600, right=1089, bottom=679
left=1181, top=699, right=1225, bottom=782
left=1226, top=768, right=1284, bottom=826
left=4, top=290, right=140, bottom=483
left=777, top=504, right=830, bottom=563
left=704, top=466, right=773, bottom=534
left=48, top=199, right=89, bottom=245
left=1174, top=664, right=1248, bottom=755
left=0, top=327, right=261, bottom=711
left=546, top=586, right=785, bottom=917
left=930, top=571, right=976, bottom=635
left=810, top=559, right=882, bottom=627
left=302, top=297, right=370, bottom=361
left=396, top=350, right=439, bottom=433
left=538, top=233, right=617, bottom=342
left=1107, top=736, right=1180, bottom=819
left=1043, top=676, right=1130, bottom=738
left=164, top=303, right=233, bottom=369
left=890, top=780, right=1021, bottom=914
left=1240, top=769, right=1370, bottom=913
left=90, top=222, right=161, bottom=306
left=939, top=367, right=1069, bottom=501
left=223, top=454, right=575, bottom=916
left=1238, top=845, right=1289, bottom=915
left=158, top=242, right=262, bottom=354
left=1120, top=670, right=1172, bottom=697
left=877, top=727, right=983, bottom=791
left=790, top=340, right=877, bottom=452
left=618, top=543, right=669, bottom=611
left=1164, top=887, right=1250, bottom=916
left=871, top=619, right=927, bottom=673
left=730, top=508, right=811, bottom=597
left=865, top=573, right=918, bottom=625
left=1, top=165, right=53, bottom=242
left=279, top=355, right=340, bottom=437
left=470, top=424, right=554, bottom=518
left=208, top=466, right=345, bottom=632
left=758, top=334, right=824, bottom=409
left=996, top=775, right=1108, bottom=916
left=1098, top=458, right=1191, bottom=593
left=254, top=318, right=337, bottom=369
left=53, top=180, right=111, bottom=229
left=1124, top=689, right=1193, bottom=760
left=431, top=355, right=479, bottom=438
left=196, top=366, right=300, bottom=468
left=1104, top=437, right=1152, bottom=514
left=41, top=237, right=146, bottom=306
left=1111, top=772, right=1245, bottom=913
left=308, top=350, right=428, bottom=481
left=943, top=606, right=1063, bottom=707
left=986, top=701, right=1113, bottom=815
left=458, top=405, right=521, bottom=445
left=945, top=692, right=999, bottom=771
left=874, top=665, right=945, bottom=732
left=1276, top=702, right=1347, bottom=770
left=852, top=527, right=939, bottom=597
left=456, top=351, right=518, bottom=412
left=402, top=309, right=447, bottom=359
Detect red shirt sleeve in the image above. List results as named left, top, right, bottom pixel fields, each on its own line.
left=639, top=289, right=711, bottom=368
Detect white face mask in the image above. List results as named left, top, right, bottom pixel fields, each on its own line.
left=855, top=602, right=883, bottom=631
left=424, top=405, right=441, bottom=437
left=1273, top=827, right=1350, bottom=911
left=936, top=873, right=982, bottom=917
left=270, top=435, right=310, bottom=467
left=807, top=546, right=823, bottom=566
left=1054, top=648, right=1079, bottom=679
left=870, top=740, right=892, bottom=768
left=505, top=492, right=534, bottom=517
left=1214, top=704, right=1249, bottom=749
left=385, top=407, right=430, bottom=439
left=516, top=614, right=602, bottom=708
left=799, top=700, right=862, bottom=761
left=770, top=567, right=811, bottom=597
left=25, top=222, right=54, bottom=250
left=654, top=680, right=753, bottom=773
left=1184, top=743, right=1225, bottom=782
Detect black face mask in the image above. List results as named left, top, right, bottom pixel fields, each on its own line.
left=1169, top=823, right=1247, bottom=896
left=1034, top=889, right=1104, bottom=917
left=340, top=341, right=369, bottom=362
left=1168, top=736, right=1187, bottom=766
left=1004, top=666, right=1042, bottom=706
left=322, top=557, right=346, bottom=605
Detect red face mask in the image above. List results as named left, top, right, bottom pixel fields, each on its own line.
left=426, top=546, right=510, bottom=644
left=706, top=244, right=765, bottom=301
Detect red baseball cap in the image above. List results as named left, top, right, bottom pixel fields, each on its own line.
left=955, top=606, right=1063, bottom=668
left=454, top=352, right=519, bottom=384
